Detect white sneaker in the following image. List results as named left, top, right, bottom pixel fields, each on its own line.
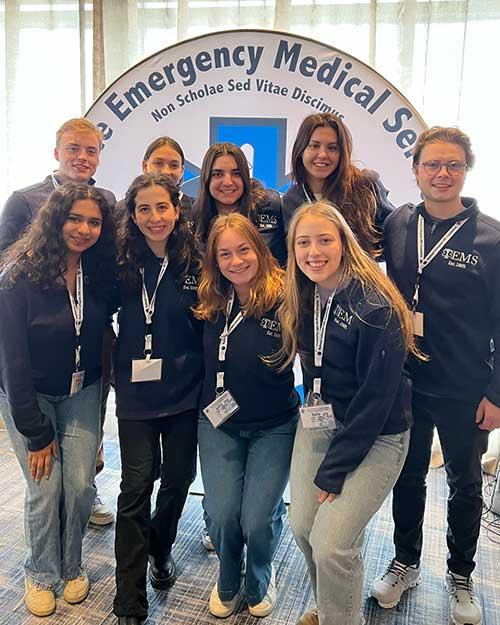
left=90, top=492, right=114, bottom=526
left=248, top=565, right=276, bottom=618
left=201, top=527, right=215, bottom=551
left=370, top=559, right=421, bottom=608
left=209, top=583, right=238, bottom=618
left=446, top=571, right=482, bottom=625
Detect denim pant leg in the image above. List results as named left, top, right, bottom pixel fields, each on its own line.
left=241, top=418, right=297, bottom=605
left=44, top=379, right=101, bottom=580
left=290, top=421, right=410, bottom=625
left=434, top=397, right=489, bottom=576
left=114, top=418, right=158, bottom=618
left=198, top=417, right=247, bottom=601
left=0, top=394, right=63, bottom=588
left=149, top=410, right=198, bottom=560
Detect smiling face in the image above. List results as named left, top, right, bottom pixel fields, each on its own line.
left=62, top=198, right=103, bottom=260
left=209, top=155, right=245, bottom=214
left=414, top=141, right=467, bottom=215
left=142, top=144, right=184, bottom=185
left=294, top=214, right=343, bottom=290
left=132, top=185, right=179, bottom=257
left=54, top=130, right=101, bottom=183
left=216, top=228, right=259, bottom=303
left=301, top=126, right=340, bottom=194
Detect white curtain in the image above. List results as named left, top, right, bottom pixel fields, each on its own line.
left=1, top=0, right=499, bottom=215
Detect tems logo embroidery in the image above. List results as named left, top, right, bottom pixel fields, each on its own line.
left=261, top=317, right=281, bottom=338
left=441, top=248, right=479, bottom=269
left=183, top=274, right=199, bottom=291
left=333, top=304, right=353, bottom=330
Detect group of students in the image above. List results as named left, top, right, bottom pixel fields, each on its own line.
left=0, top=113, right=499, bottom=625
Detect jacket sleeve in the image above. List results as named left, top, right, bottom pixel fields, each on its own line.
left=0, top=280, right=55, bottom=450
left=314, top=306, right=408, bottom=494
left=484, top=242, right=500, bottom=407
left=0, top=192, right=32, bottom=253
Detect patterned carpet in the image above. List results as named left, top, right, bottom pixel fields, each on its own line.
left=0, top=425, right=499, bottom=625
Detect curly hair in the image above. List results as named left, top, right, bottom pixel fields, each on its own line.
left=117, top=173, right=200, bottom=290
left=192, top=142, right=269, bottom=245
left=291, top=113, right=379, bottom=255
left=412, top=126, right=475, bottom=170
left=0, top=183, right=115, bottom=293
left=194, top=213, right=284, bottom=322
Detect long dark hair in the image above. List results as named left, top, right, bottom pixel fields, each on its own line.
left=117, top=173, right=199, bottom=289
left=193, top=142, right=268, bottom=244
left=0, top=182, right=115, bottom=292
left=291, top=113, right=379, bottom=255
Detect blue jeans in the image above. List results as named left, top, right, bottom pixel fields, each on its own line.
left=0, top=380, right=101, bottom=588
left=198, top=415, right=297, bottom=605
left=290, top=421, right=410, bottom=625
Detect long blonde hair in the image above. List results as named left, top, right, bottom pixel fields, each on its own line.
left=194, top=213, right=284, bottom=321
left=278, top=201, right=421, bottom=368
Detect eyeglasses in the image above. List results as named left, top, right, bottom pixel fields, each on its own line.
left=419, top=161, right=467, bottom=176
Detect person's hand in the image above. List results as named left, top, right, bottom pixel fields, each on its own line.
left=317, top=490, right=336, bottom=504
left=28, top=440, right=58, bottom=481
left=475, top=397, right=500, bottom=431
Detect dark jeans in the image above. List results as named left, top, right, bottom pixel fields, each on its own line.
left=113, top=410, right=197, bottom=618
left=392, top=392, right=489, bottom=577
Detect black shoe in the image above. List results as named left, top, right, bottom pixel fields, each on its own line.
left=148, top=553, right=176, bottom=590
left=117, top=617, right=145, bottom=625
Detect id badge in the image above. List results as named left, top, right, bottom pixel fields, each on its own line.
left=300, top=390, right=336, bottom=430
left=203, top=390, right=239, bottom=428
left=131, top=358, right=162, bottom=382
left=411, top=311, right=424, bottom=337
left=70, top=370, right=85, bottom=397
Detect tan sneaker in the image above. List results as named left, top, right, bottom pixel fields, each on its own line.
left=24, top=578, right=56, bottom=617
left=248, top=565, right=276, bottom=617
left=63, top=571, right=90, bottom=604
left=297, top=609, right=318, bottom=625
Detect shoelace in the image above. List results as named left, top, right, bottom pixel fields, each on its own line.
left=385, top=559, right=411, bottom=581
left=448, top=574, right=473, bottom=595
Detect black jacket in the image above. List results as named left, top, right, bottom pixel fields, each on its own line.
left=299, top=280, right=412, bottom=495
left=384, top=198, right=500, bottom=405
left=114, top=250, right=203, bottom=419
left=0, top=174, right=116, bottom=253
left=281, top=170, right=394, bottom=255
left=0, top=268, right=110, bottom=451
left=201, top=303, right=299, bottom=432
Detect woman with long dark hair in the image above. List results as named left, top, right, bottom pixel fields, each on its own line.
left=0, top=183, right=115, bottom=617
left=194, top=213, right=298, bottom=619
left=192, top=142, right=287, bottom=266
left=113, top=173, right=203, bottom=625
left=282, top=113, right=394, bottom=257
left=279, top=201, right=420, bottom=625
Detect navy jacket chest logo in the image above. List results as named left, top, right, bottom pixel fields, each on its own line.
left=441, top=247, right=479, bottom=268
left=333, top=304, right=353, bottom=330
left=258, top=213, right=278, bottom=229
left=260, top=316, right=281, bottom=338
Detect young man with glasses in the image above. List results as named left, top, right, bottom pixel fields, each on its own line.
left=370, top=127, right=500, bottom=625
left=0, top=118, right=116, bottom=528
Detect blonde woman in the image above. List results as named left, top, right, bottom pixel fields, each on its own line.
left=279, top=202, right=419, bottom=625
left=194, top=213, right=299, bottom=618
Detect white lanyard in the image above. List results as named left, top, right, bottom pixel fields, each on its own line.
left=67, top=259, right=84, bottom=371
left=51, top=172, right=62, bottom=188
left=312, top=284, right=337, bottom=397
left=140, top=255, right=169, bottom=356
left=216, top=289, right=245, bottom=392
left=412, top=214, right=469, bottom=308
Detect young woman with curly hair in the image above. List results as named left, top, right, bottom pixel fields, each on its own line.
left=113, top=173, right=203, bottom=625
left=192, top=142, right=287, bottom=266
left=0, top=183, right=115, bottom=617
left=194, top=213, right=299, bottom=619
left=278, top=201, right=421, bottom=625
left=282, top=113, right=394, bottom=257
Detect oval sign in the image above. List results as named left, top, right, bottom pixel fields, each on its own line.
left=86, top=29, right=427, bottom=205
